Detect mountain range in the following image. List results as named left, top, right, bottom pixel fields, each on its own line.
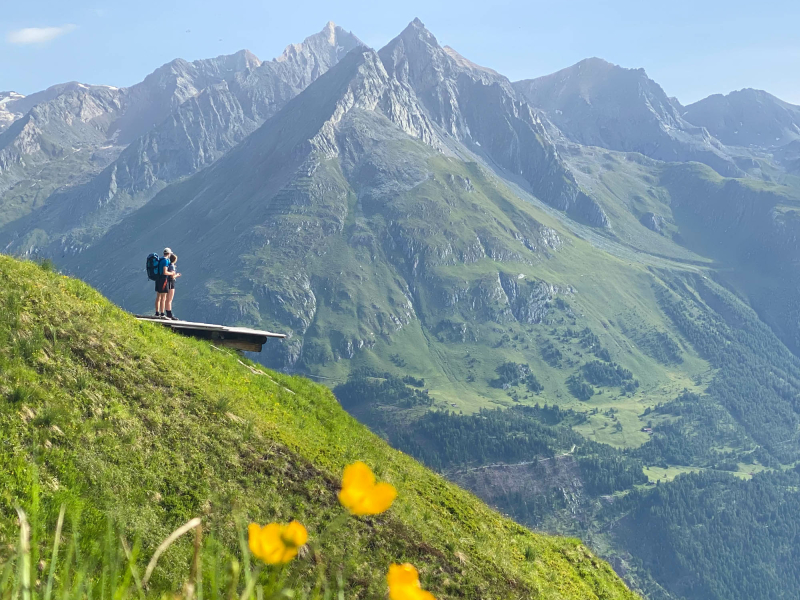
left=4, top=18, right=800, bottom=600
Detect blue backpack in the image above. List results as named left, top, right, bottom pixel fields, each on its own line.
left=146, top=253, right=161, bottom=281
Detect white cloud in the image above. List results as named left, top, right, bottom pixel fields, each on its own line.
left=7, top=24, right=77, bottom=45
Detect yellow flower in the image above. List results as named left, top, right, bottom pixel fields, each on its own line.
left=248, top=521, right=308, bottom=565
left=338, top=461, right=397, bottom=516
left=387, top=563, right=436, bottom=600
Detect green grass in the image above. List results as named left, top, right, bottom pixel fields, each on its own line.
left=52, top=115, right=713, bottom=454
left=0, top=255, right=637, bottom=599
left=289, top=154, right=712, bottom=437
left=642, top=465, right=704, bottom=483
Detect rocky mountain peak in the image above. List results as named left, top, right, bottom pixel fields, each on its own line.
left=275, top=21, right=363, bottom=65
left=0, top=91, right=25, bottom=103
left=378, top=18, right=450, bottom=84
left=400, top=17, right=438, bottom=44
left=380, top=20, right=510, bottom=93
left=377, top=23, right=607, bottom=226
left=514, top=57, right=741, bottom=176
left=322, top=20, right=337, bottom=43
left=442, top=46, right=502, bottom=78
left=683, top=88, right=800, bottom=149
left=574, top=56, right=614, bottom=71
left=223, top=49, right=262, bottom=71
left=520, top=58, right=674, bottom=115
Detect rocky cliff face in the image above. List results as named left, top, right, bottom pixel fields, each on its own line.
left=682, top=88, right=800, bottom=149
left=0, top=57, right=259, bottom=216
left=108, top=49, right=262, bottom=146
left=0, top=92, right=25, bottom=133
left=378, top=20, right=608, bottom=226
left=514, top=58, right=743, bottom=177
left=0, top=51, right=271, bottom=188
left=0, top=23, right=363, bottom=255
left=0, top=85, right=125, bottom=186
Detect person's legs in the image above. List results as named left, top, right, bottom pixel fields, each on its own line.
left=166, top=288, right=177, bottom=319
left=155, top=278, right=165, bottom=315
left=157, top=292, right=167, bottom=315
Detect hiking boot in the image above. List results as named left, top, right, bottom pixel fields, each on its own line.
left=169, top=315, right=180, bottom=321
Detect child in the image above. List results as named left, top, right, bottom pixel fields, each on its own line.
left=165, top=253, right=181, bottom=320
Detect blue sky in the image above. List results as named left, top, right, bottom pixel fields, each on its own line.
left=2, top=0, right=799, bottom=105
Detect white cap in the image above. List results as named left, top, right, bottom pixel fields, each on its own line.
left=164, top=247, right=172, bottom=254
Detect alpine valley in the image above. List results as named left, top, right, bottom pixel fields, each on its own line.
left=4, top=19, right=800, bottom=600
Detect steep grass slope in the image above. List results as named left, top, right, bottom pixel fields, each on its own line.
left=0, top=255, right=636, bottom=599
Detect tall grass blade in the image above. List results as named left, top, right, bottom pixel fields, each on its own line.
left=226, top=560, right=240, bottom=600
left=119, top=537, right=145, bottom=600
left=235, top=522, right=252, bottom=593
left=142, top=518, right=202, bottom=587
left=104, top=520, right=117, bottom=600
left=43, top=506, right=66, bottom=600
left=1, top=555, right=16, bottom=600
left=191, top=523, right=203, bottom=600
left=14, top=508, right=31, bottom=600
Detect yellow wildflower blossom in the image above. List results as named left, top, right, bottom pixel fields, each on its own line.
left=248, top=520, right=307, bottom=565
left=338, top=461, right=397, bottom=516
left=387, top=563, right=436, bottom=600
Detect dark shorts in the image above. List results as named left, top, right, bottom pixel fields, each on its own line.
left=168, top=279, right=175, bottom=290
left=155, top=276, right=169, bottom=293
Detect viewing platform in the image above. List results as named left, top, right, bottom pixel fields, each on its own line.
left=134, top=316, right=286, bottom=352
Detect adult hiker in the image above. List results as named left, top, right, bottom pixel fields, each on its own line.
left=165, top=252, right=181, bottom=320
left=154, top=247, right=172, bottom=318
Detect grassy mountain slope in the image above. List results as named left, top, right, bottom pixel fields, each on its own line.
left=564, top=142, right=800, bottom=359
left=0, top=255, right=636, bottom=599
left=382, top=262, right=800, bottom=600
left=62, top=48, right=714, bottom=454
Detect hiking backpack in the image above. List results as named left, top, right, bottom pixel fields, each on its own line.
left=146, top=253, right=161, bottom=281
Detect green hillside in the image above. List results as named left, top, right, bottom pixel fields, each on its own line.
left=67, top=93, right=712, bottom=451
left=0, top=255, right=636, bottom=599
left=381, top=261, right=800, bottom=599
left=566, top=144, right=800, bottom=359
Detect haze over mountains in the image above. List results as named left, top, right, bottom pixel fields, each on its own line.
left=514, top=58, right=745, bottom=177
left=4, top=17, right=800, bottom=600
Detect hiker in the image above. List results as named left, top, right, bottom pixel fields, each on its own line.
left=154, top=247, right=172, bottom=318
left=165, top=253, right=181, bottom=320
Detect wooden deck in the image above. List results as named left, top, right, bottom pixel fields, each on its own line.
left=134, top=316, right=286, bottom=352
